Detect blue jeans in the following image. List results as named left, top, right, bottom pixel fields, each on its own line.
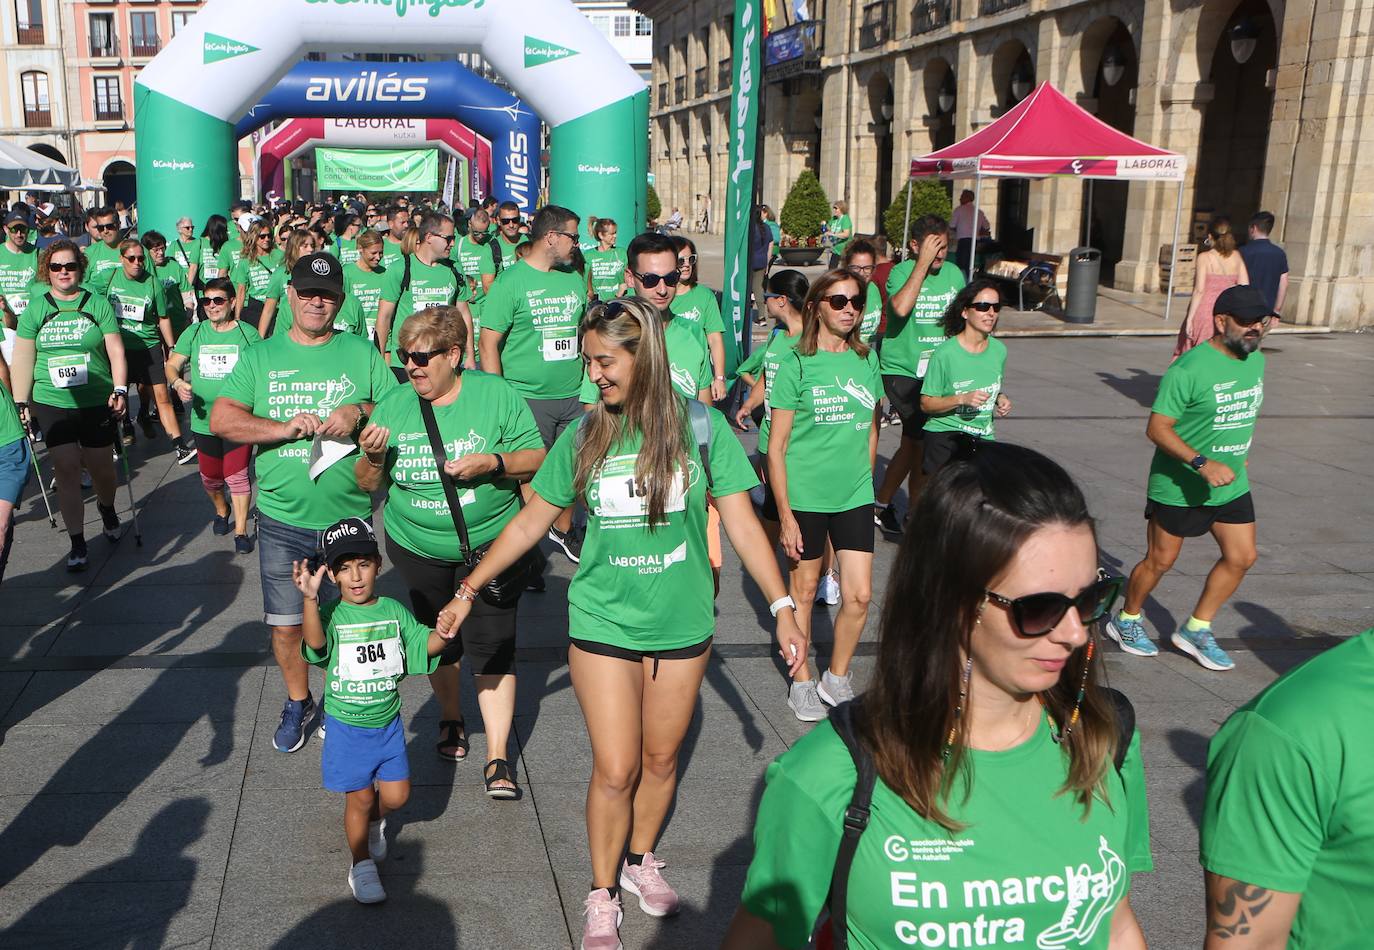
left=258, top=511, right=340, bottom=626
left=0, top=436, right=30, bottom=586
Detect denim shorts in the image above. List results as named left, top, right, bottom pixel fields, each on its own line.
left=320, top=712, right=410, bottom=793
left=0, top=436, right=30, bottom=505
left=258, top=511, right=341, bottom=626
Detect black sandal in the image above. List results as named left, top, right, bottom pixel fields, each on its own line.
left=483, top=758, right=518, bottom=800
left=436, top=719, right=468, bottom=762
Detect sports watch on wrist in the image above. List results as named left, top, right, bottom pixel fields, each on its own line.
left=1188, top=455, right=1208, bottom=471
left=490, top=453, right=506, bottom=478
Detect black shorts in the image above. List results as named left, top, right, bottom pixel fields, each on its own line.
left=28, top=402, right=116, bottom=449
left=792, top=505, right=875, bottom=560
left=571, top=635, right=711, bottom=679
left=125, top=343, right=165, bottom=387
left=756, top=452, right=779, bottom=522
left=386, top=537, right=517, bottom=675
left=1145, top=492, right=1256, bottom=538
left=922, top=430, right=982, bottom=475
left=882, top=374, right=926, bottom=438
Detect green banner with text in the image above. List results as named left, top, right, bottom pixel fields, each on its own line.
left=721, top=0, right=762, bottom=379
left=316, top=147, right=439, bottom=192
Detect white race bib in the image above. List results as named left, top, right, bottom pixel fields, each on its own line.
left=197, top=344, right=239, bottom=379
left=595, top=454, right=686, bottom=519
left=337, top=621, right=404, bottom=682
left=119, top=301, right=145, bottom=326
left=49, top=353, right=90, bottom=389
left=541, top=333, right=578, bottom=362
left=916, top=352, right=931, bottom=378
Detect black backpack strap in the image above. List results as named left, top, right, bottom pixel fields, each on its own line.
left=439, top=258, right=460, bottom=304
left=400, top=254, right=413, bottom=296
left=1105, top=687, right=1135, bottom=773
left=417, top=393, right=474, bottom=563
left=686, top=399, right=713, bottom=490
left=490, top=235, right=503, bottom=272
left=826, top=701, right=876, bottom=950
left=39, top=291, right=97, bottom=333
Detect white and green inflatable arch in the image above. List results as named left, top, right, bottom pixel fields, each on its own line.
left=134, top=0, right=648, bottom=236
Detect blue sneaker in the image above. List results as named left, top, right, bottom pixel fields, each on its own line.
left=1172, top=626, right=1235, bottom=671
left=273, top=694, right=316, bottom=753
left=1105, top=615, right=1159, bottom=657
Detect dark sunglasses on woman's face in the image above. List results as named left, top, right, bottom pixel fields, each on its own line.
left=969, top=301, right=1004, bottom=313
left=396, top=347, right=448, bottom=368
left=199, top=295, right=229, bottom=307
left=824, top=294, right=865, bottom=311
left=48, top=261, right=80, bottom=273
left=984, top=575, right=1123, bottom=638
left=677, top=254, right=697, bottom=267
left=631, top=269, right=681, bottom=289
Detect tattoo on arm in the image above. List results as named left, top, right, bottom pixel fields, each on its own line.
left=1208, top=881, right=1274, bottom=939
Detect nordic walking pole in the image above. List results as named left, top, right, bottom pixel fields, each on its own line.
left=111, top=413, right=143, bottom=547
left=26, top=435, right=57, bottom=529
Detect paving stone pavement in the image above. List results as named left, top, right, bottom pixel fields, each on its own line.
left=0, top=334, right=1370, bottom=949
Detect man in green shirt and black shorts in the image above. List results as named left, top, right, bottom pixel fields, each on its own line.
left=1108, top=285, right=1273, bottom=672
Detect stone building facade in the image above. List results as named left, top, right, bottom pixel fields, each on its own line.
left=635, top=0, right=1374, bottom=328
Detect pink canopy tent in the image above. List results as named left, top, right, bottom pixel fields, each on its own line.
left=905, top=81, right=1188, bottom=320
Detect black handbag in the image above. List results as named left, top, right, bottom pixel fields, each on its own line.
left=417, top=395, right=536, bottom=607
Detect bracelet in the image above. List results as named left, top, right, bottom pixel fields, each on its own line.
left=769, top=595, right=796, bottom=618
left=362, top=454, right=385, bottom=468
left=453, top=582, right=478, bottom=603
left=112, top=386, right=128, bottom=397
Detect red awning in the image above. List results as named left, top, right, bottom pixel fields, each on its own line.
left=910, top=82, right=1186, bottom=182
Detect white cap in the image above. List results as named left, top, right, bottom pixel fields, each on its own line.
left=237, top=213, right=261, bottom=232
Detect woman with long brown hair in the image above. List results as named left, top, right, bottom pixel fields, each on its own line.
left=725, top=442, right=1151, bottom=950
left=434, top=297, right=805, bottom=950
left=231, top=221, right=282, bottom=331
left=1175, top=216, right=1250, bottom=359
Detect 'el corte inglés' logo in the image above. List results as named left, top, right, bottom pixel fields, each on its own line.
left=203, top=33, right=259, bottom=65
left=524, top=36, right=578, bottom=68
left=577, top=164, right=621, bottom=176
left=152, top=160, right=196, bottom=172
left=305, top=0, right=486, bottom=18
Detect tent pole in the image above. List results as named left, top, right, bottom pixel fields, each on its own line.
left=1085, top=179, right=1094, bottom=247
left=967, top=174, right=981, bottom=281
left=900, top=172, right=915, bottom=256
left=1164, top=178, right=1184, bottom=325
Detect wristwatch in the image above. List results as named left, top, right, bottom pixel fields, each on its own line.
left=1188, top=455, right=1208, bottom=471
left=490, top=453, right=506, bottom=478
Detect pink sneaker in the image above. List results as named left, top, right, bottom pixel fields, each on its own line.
left=618, top=852, right=681, bottom=917
left=581, top=887, right=623, bottom=950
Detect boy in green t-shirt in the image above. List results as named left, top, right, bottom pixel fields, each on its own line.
left=293, top=517, right=451, bottom=905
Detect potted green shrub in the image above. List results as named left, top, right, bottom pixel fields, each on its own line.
left=883, top=179, right=953, bottom=252
left=778, top=170, right=829, bottom=265
left=646, top=182, right=662, bottom=227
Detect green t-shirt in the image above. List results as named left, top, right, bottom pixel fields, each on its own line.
left=152, top=259, right=192, bottom=337
left=770, top=347, right=881, bottom=512
left=828, top=213, right=853, bottom=257
left=454, top=236, right=497, bottom=304
left=881, top=262, right=965, bottom=379
left=199, top=240, right=226, bottom=280
left=83, top=242, right=123, bottom=295
left=578, top=315, right=709, bottom=404
left=922, top=336, right=1008, bottom=440
left=736, top=344, right=766, bottom=380
left=172, top=319, right=262, bottom=435
left=1201, top=629, right=1374, bottom=950
left=217, top=331, right=398, bottom=529
left=530, top=406, right=757, bottom=650
left=344, top=263, right=388, bottom=344
left=670, top=284, right=726, bottom=335
left=0, top=377, right=24, bottom=447
left=1147, top=342, right=1265, bottom=507
left=379, top=256, right=462, bottom=356
left=381, top=237, right=406, bottom=272
left=369, top=373, right=544, bottom=561
left=585, top=247, right=628, bottom=301
left=494, top=234, right=527, bottom=269
left=334, top=237, right=361, bottom=266
left=171, top=237, right=201, bottom=274
left=231, top=256, right=280, bottom=303
left=18, top=290, right=120, bottom=409
left=331, top=295, right=370, bottom=339
left=741, top=715, right=1153, bottom=950
left=755, top=329, right=801, bottom=454
left=0, top=243, right=39, bottom=320
left=107, top=270, right=166, bottom=349
left=481, top=260, right=587, bottom=400
left=859, top=281, right=882, bottom=341
left=215, top=243, right=244, bottom=284
left=302, top=596, right=438, bottom=729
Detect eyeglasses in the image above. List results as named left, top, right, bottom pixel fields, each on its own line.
left=178, top=223, right=194, bottom=230
left=968, top=301, right=1004, bottom=313
left=123, top=254, right=145, bottom=263
left=428, top=232, right=456, bottom=244
left=631, top=269, right=681, bottom=289
left=498, top=217, right=521, bottom=225
left=199, top=295, right=229, bottom=307
left=849, top=264, right=875, bottom=275
left=984, top=575, right=1123, bottom=638
left=48, top=261, right=80, bottom=273
left=396, top=346, right=448, bottom=368
left=677, top=255, right=697, bottom=268
left=823, top=294, right=865, bottom=311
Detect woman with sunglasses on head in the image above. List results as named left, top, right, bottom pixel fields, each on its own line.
left=355, top=307, right=545, bottom=787
left=919, top=279, right=1013, bottom=476
left=232, top=222, right=282, bottom=330
left=9, top=241, right=127, bottom=571
left=726, top=442, right=1150, bottom=950
left=198, top=215, right=232, bottom=285
left=436, top=298, right=805, bottom=949
left=668, top=235, right=728, bottom=400
left=767, top=270, right=883, bottom=722
left=256, top=229, right=317, bottom=339
left=165, top=277, right=262, bottom=553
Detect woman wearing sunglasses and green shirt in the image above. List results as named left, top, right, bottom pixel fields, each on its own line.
left=726, top=442, right=1150, bottom=950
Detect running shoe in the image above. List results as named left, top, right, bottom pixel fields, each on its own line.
left=121, top=419, right=136, bottom=447
left=348, top=859, right=386, bottom=904
left=887, top=408, right=902, bottom=427
left=174, top=441, right=198, bottom=465
left=368, top=818, right=387, bottom=862
left=29, top=424, right=43, bottom=443
left=97, top=502, right=123, bottom=543
left=788, top=680, right=827, bottom=722
left=817, top=669, right=855, bottom=707
left=1105, top=615, right=1159, bottom=657
left=212, top=513, right=231, bottom=536
left=234, top=534, right=254, bottom=555
left=272, top=693, right=316, bottom=753
left=581, top=888, right=623, bottom=950
left=549, top=525, right=583, bottom=564
left=66, top=542, right=88, bottom=573
left=875, top=504, right=903, bottom=536
left=816, top=572, right=841, bottom=606
left=619, top=852, right=680, bottom=917
left=1172, top=626, right=1235, bottom=672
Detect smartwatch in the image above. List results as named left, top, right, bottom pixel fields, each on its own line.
left=1188, top=455, right=1207, bottom=471
left=490, top=453, right=506, bottom=478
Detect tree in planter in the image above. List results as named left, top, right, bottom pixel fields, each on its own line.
left=883, top=179, right=953, bottom=252
left=779, top=170, right=830, bottom=245
left=646, top=182, right=662, bottom=224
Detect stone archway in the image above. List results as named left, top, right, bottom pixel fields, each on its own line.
left=921, top=58, right=957, bottom=152
left=1080, top=16, right=1138, bottom=283
left=28, top=143, right=67, bottom=165
left=102, top=159, right=136, bottom=209
left=991, top=40, right=1034, bottom=251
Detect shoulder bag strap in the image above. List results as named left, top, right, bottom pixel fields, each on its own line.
left=686, top=399, right=713, bottom=490
left=417, top=394, right=473, bottom=562
left=826, top=701, right=876, bottom=950
left=400, top=254, right=413, bottom=296
left=1106, top=687, right=1135, bottom=774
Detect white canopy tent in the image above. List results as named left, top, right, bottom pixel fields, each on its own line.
left=0, top=140, right=80, bottom=190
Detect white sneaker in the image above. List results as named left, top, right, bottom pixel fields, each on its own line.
left=815, top=572, right=841, bottom=606
left=788, top=681, right=827, bottom=722
left=817, top=669, right=855, bottom=706
left=348, top=858, right=387, bottom=904
left=368, top=818, right=387, bottom=862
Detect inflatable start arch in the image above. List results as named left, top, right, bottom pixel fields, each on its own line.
left=134, top=0, right=648, bottom=235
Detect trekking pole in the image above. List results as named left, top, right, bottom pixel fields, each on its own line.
left=110, top=414, right=143, bottom=547
left=26, top=435, right=57, bottom=529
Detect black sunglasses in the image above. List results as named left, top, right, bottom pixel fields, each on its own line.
left=984, top=575, right=1123, bottom=638
left=428, top=232, right=456, bottom=244
left=199, top=295, right=229, bottom=307
left=48, top=261, right=80, bottom=273
left=823, top=294, right=865, bottom=311
left=499, top=217, right=521, bottom=225
left=93, top=222, right=116, bottom=231
left=123, top=254, right=145, bottom=263
left=396, top=347, right=449, bottom=368
left=1227, top=313, right=1273, bottom=326
left=969, top=301, right=1004, bottom=313
left=7, top=225, right=29, bottom=234
left=632, top=269, right=681, bottom=289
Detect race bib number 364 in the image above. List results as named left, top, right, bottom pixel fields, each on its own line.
left=336, top=621, right=404, bottom=682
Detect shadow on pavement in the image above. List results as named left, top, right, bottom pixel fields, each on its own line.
left=1095, top=369, right=1162, bottom=409
left=1167, top=728, right=1207, bottom=830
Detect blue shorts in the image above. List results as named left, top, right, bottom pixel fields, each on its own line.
left=320, top=712, right=410, bottom=793
left=0, top=436, right=30, bottom=505
left=258, top=511, right=341, bottom=626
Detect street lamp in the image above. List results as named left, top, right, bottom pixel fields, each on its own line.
left=1011, top=61, right=1033, bottom=101
left=937, top=72, right=955, bottom=114
left=1229, top=17, right=1259, bottom=65
left=880, top=102, right=893, bottom=121
left=1102, top=45, right=1126, bottom=87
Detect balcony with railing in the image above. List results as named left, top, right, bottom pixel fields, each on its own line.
left=17, top=23, right=45, bottom=44
left=131, top=36, right=161, bottom=57
left=95, top=102, right=124, bottom=122
left=673, top=75, right=685, bottom=102
left=859, top=1, right=893, bottom=50
left=913, top=0, right=952, bottom=34
left=694, top=67, right=707, bottom=98
left=23, top=108, right=52, bottom=128
left=90, top=36, right=119, bottom=59
left=980, top=0, right=1027, bottom=14
left=764, top=20, right=823, bottom=81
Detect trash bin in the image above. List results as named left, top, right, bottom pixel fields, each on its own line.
left=1064, top=247, right=1101, bottom=324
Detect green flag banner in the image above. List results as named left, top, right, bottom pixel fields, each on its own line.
left=722, top=0, right=762, bottom=378
left=315, top=147, right=439, bottom=193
